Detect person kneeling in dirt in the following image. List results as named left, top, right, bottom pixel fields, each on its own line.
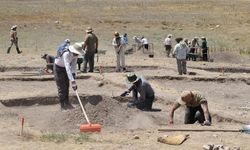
left=41, top=53, right=55, bottom=73
left=120, top=73, right=155, bottom=111
left=54, top=42, right=83, bottom=110
left=169, top=90, right=212, bottom=126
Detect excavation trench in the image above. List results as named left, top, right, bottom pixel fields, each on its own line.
left=190, top=66, right=250, bottom=73
left=0, top=95, right=245, bottom=133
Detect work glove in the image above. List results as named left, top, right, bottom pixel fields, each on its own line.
left=203, top=120, right=211, bottom=126
left=120, top=91, right=129, bottom=97
left=71, top=81, right=77, bottom=91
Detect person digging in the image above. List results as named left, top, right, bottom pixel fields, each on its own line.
left=120, top=73, right=155, bottom=111
left=169, top=90, right=212, bottom=126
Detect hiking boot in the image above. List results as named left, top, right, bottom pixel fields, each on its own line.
left=122, top=67, right=126, bottom=72
left=64, top=102, right=74, bottom=109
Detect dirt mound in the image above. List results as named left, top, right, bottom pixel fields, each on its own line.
left=45, top=96, right=164, bottom=133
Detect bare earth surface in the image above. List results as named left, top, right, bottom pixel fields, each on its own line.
left=1, top=0, right=250, bottom=150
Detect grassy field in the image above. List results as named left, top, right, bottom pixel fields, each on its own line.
left=0, top=0, right=250, bottom=55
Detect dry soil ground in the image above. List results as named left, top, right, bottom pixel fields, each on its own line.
left=1, top=0, right=250, bottom=150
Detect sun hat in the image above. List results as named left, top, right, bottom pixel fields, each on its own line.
left=69, top=42, right=83, bottom=55
left=126, top=73, right=140, bottom=84
left=177, top=90, right=192, bottom=105
left=201, top=37, right=206, bottom=40
left=65, top=39, right=70, bottom=43
left=86, top=27, right=93, bottom=33
left=11, top=25, right=17, bottom=30
left=114, top=32, right=119, bottom=37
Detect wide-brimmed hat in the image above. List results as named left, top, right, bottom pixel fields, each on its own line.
left=65, top=39, right=70, bottom=43
left=69, top=42, right=83, bottom=55
left=201, top=37, right=206, bottom=40
left=86, top=27, right=93, bottom=33
left=177, top=90, right=192, bottom=105
left=126, top=73, right=140, bottom=84
left=11, top=25, right=17, bottom=30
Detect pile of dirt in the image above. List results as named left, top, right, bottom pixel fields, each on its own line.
left=41, top=96, right=168, bottom=133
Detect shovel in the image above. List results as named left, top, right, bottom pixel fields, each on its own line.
left=158, top=125, right=250, bottom=133
left=75, top=90, right=101, bottom=132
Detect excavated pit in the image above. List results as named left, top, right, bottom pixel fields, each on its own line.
left=0, top=95, right=245, bottom=134
left=190, top=66, right=250, bottom=73
left=0, top=95, right=168, bottom=133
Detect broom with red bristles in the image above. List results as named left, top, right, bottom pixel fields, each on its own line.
left=75, top=90, right=101, bottom=132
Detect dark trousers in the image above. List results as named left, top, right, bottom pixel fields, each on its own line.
left=165, top=45, right=172, bottom=57
left=128, top=95, right=154, bottom=111
left=144, top=44, right=149, bottom=50
left=54, top=64, right=70, bottom=107
left=184, top=105, right=211, bottom=124
left=82, top=53, right=95, bottom=72
left=189, top=48, right=196, bottom=61
left=77, top=58, right=83, bottom=70
left=202, top=50, right=208, bottom=61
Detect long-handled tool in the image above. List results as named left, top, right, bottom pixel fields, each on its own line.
left=158, top=125, right=250, bottom=133
left=75, top=90, right=101, bottom=132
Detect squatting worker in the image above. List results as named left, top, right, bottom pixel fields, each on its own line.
left=41, top=53, right=55, bottom=73
left=120, top=73, right=155, bottom=111
left=169, top=90, right=212, bottom=126
left=82, top=27, right=98, bottom=73
left=54, top=42, right=83, bottom=110
left=7, top=25, right=22, bottom=54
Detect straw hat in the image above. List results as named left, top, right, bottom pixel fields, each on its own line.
left=167, top=34, right=172, bottom=38
left=177, top=90, right=192, bottom=105
left=126, top=73, right=140, bottom=84
left=11, top=25, right=17, bottom=30
left=65, top=39, right=70, bottom=43
left=69, top=43, right=83, bottom=55
left=86, top=27, right=93, bottom=33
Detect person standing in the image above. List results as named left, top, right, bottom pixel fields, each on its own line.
left=54, top=42, right=82, bottom=110
left=7, top=25, right=22, bottom=54
left=173, top=38, right=189, bottom=75
left=112, top=32, right=126, bottom=72
left=169, top=90, right=212, bottom=125
left=82, top=27, right=98, bottom=73
left=201, top=37, right=208, bottom=61
left=120, top=73, right=155, bottom=111
left=189, top=37, right=200, bottom=61
left=164, top=34, right=172, bottom=57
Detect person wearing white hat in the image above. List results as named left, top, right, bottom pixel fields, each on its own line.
left=164, top=34, right=173, bottom=57
left=82, top=27, right=98, bottom=73
left=7, top=25, right=22, bottom=54
left=112, top=31, right=126, bottom=72
left=120, top=73, right=155, bottom=111
left=169, top=90, right=212, bottom=126
left=54, top=42, right=83, bottom=110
